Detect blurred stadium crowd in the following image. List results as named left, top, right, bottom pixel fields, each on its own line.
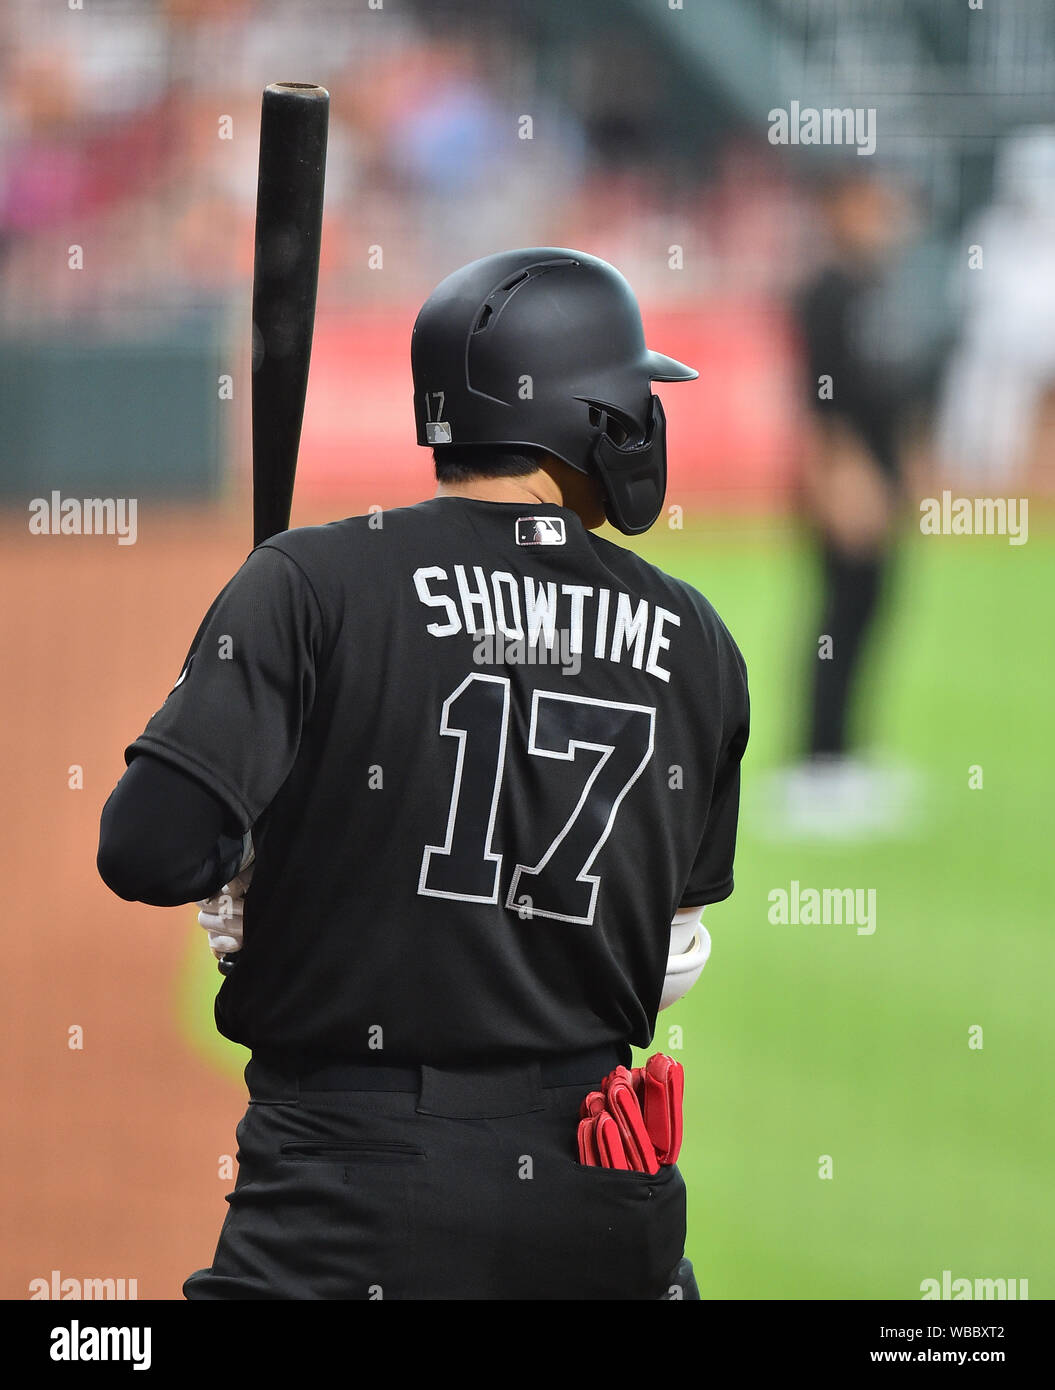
left=1, top=0, right=1054, bottom=493
left=0, top=0, right=809, bottom=319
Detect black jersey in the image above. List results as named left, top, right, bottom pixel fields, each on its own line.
left=796, top=265, right=904, bottom=479
left=127, top=497, right=749, bottom=1066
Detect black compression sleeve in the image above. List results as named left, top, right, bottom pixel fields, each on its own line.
left=97, top=753, right=246, bottom=907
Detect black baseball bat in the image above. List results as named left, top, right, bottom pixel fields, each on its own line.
left=219, top=82, right=328, bottom=977
left=251, top=81, right=329, bottom=547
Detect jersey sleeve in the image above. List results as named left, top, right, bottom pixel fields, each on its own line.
left=124, top=543, right=323, bottom=827
left=678, top=629, right=750, bottom=908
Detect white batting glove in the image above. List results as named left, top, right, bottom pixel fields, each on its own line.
left=197, top=832, right=254, bottom=959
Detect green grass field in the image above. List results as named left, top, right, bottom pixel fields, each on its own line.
left=179, top=514, right=1055, bottom=1299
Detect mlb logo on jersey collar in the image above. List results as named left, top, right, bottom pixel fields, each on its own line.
left=516, top=516, right=566, bottom=546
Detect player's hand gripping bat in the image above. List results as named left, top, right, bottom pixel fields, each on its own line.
left=218, top=81, right=328, bottom=976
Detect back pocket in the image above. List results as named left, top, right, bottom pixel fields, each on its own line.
left=499, top=1158, right=686, bottom=1299
left=570, top=1160, right=687, bottom=1298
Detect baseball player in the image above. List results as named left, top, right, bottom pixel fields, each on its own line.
left=787, top=171, right=913, bottom=828
left=97, top=248, right=749, bottom=1301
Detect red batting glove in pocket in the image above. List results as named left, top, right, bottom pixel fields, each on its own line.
left=578, top=1090, right=633, bottom=1169
left=577, top=1055, right=685, bottom=1171
left=635, top=1054, right=685, bottom=1164
left=602, top=1066, right=660, bottom=1175
left=577, top=1091, right=605, bottom=1166
left=594, top=1111, right=631, bottom=1170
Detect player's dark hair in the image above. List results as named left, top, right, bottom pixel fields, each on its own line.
left=432, top=446, right=547, bottom=484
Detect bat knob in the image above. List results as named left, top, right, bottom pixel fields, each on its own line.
left=217, top=954, right=240, bottom=977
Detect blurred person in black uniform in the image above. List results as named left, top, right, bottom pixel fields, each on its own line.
left=779, top=168, right=918, bottom=835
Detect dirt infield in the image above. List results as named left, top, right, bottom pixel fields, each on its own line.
left=0, top=505, right=268, bottom=1300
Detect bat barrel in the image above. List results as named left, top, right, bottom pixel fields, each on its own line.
left=251, top=82, right=329, bottom=548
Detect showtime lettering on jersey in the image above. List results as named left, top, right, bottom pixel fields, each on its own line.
left=412, top=565, right=681, bottom=683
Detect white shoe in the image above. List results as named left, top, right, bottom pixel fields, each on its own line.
left=753, top=755, right=922, bottom=841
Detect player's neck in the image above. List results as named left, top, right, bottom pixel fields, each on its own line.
left=434, top=472, right=564, bottom=508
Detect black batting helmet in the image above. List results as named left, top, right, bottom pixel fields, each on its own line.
left=411, top=248, right=698, bottom=535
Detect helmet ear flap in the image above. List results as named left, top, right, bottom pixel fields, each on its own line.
left=591, top=395, right=667, bottom=536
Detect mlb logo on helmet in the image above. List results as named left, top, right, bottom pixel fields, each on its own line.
left=516, top=516, right=566, bottom=546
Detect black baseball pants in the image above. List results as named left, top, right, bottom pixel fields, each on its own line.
left=184, top=1049, right=694, bottom=1300
left=808, top=541, right=890, bottom=758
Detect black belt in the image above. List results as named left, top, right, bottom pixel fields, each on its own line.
left=248, top=1041, right=629, bottom=1096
